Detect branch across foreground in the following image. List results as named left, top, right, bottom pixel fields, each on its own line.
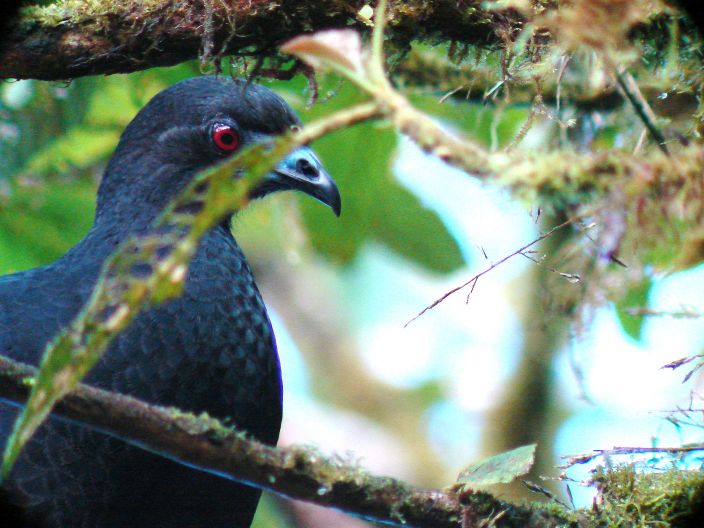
left=0, top=355, right=572, bottom=528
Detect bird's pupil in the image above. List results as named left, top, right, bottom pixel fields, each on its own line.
left=221, top=134, right=233, bottom=144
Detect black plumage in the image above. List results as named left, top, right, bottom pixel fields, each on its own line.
left=0, top=76, right=340, bottom=527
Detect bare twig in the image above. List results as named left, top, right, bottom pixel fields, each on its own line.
left=627, top=307, right=704, bottom=319
left=519, top=249, right=581, bottom=284
left=615, top=69, right=669, bottom=156
left=561, top=445, right=704, bottom=468
left=405, top=216, right=577, bottom=327
left=657, top=398, right=704, bottom=430
left=660, top=354, right=704, bottom=384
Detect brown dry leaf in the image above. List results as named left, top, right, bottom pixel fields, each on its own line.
left=281, top=30, right=364, bottom=76
left=539, top=0, right=652, bottom=54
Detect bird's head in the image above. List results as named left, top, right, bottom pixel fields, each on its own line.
left=96, top=76, right=340, bottom=223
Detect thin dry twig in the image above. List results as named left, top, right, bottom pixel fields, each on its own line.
left=660, top=354, right=704, bottom=384
left=615, top=69, right=669, bottom=156
left=405, top=216, right=578, bottom=327
left=628, top=307, right=704, bottom=319
left=519, top=249, right=581, bottom=283
left=657, top=396, right=704, bottom=430
left=560, top=445, right=704, bottom=468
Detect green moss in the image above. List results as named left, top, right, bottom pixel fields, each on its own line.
left=540, top=501, right=582, bottom=524
left=587, top=465, right=704, bottom=528
left=67, top=0, right=166, bottom=16
left=463, top=466, right=704, bottom=527
left=22, top=0, right=172, bottom=27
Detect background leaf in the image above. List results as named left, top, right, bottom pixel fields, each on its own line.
left=615, top=278, right=652, bottom=342
left=0, top=180, right=95, bottom=273
left=455, top=444, right=537, bottom=490
left=299, top=82, right=465, bottom=273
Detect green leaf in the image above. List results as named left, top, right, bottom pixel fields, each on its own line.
left=0, top=180, right=95, bottom=273
left=372, top=185, right=464, bottom=273
left=25, top=127, right=120, bottom=176
left=615, top=278, right=652, bottom=342
left=299, top=82, right=464, bottom=273
left=300, top=119, right=394, bottom=263
left=455, top=444, right=536, bottom=490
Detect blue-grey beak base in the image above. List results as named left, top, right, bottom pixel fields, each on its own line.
left=251, top=147, right=341, bottom=216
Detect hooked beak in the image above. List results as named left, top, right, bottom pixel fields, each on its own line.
left=250, top=147, right=341, bottom=216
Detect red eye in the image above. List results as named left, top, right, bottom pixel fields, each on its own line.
left=212, top=125, right=240, bottom=152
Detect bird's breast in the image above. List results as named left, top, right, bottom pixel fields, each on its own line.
left=89, top=227, right=283, bottom=443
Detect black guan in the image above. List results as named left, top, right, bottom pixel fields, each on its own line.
left=0, top=76, right=340, bottom=527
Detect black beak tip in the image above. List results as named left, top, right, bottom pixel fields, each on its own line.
left=330, top=191, right=342, bottom=217
left=269, top=147, right=342, bottom=217
left=314, top=181, right=341, bottom=216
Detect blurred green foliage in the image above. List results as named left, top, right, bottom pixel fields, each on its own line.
left=0, top=179, right=94, bottom=273
left=297, top=82, right=469, bottom=273
left=0, top=67, right=196, bottom=273
left=0, top=63, right=527, bottom=278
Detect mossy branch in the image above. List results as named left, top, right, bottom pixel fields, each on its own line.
left=283, top=22, right=704, bottom=257
left=279, top=10, right=704, bottom=335
left=0, top=0, right=507, bottom=80
left=3, top=354, right=703, bottom=527
left=393, top=48, right=694, bottom=112
left=0, top=354, right=577, bottom=528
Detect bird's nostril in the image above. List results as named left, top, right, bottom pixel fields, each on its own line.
left=296, top=158, right=318, bottom=178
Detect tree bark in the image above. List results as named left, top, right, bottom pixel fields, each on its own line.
left=0, top=0, right=507, bottom=80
